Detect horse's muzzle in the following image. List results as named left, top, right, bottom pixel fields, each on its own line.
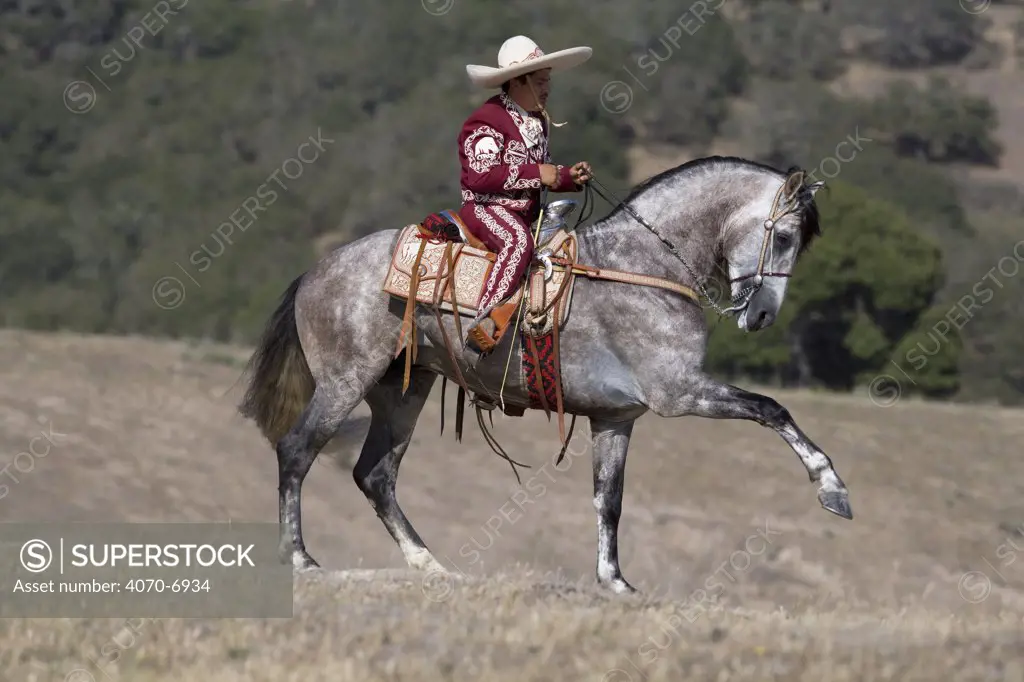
left=740, top=288, right=778, bottom=331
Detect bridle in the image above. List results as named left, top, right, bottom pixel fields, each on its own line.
left=724, top=170, right=807, bottom=314
left=581, top=170, right=810, bottom=317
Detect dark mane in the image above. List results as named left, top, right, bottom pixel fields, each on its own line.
left=605, top=155, right=823, bottom=253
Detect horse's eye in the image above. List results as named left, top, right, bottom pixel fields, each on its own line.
left=775, top=231, right=794, bottom=249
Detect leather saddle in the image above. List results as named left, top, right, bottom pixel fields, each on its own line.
left=382, top=201, right=581, bottom=347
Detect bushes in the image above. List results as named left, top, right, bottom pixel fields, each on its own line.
left=870, top=76, right=1002, bottom=166
left=733, top=2, right=846, bottom=81
left=832, top=0, right=991, bottom=68
left=621, top=5, right=750, bottom=149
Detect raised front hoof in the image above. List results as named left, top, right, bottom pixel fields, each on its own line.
left=598, top=576, right=638, bottom=595
left=818, top=489, right=853, bottom=520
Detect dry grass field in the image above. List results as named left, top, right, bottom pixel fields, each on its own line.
left=2, top=329, right=1024, bottom=681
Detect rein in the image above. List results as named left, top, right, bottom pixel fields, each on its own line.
left=579, top=171, right=804, bottom=317
left=584, top=175, right=735, bottom=316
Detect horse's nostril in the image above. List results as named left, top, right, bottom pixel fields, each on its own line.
left=748, top=309, right=769, bottom=330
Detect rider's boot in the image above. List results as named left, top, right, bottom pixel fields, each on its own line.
left=466, top=301, right=518, bottom=354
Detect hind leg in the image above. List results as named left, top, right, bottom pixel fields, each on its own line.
left=353, top=362, right=445, bottom=572
left=278, top=384, right=361, bottom=570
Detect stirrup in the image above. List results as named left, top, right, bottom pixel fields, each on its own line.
left=535, top=250, right=554, bottom=281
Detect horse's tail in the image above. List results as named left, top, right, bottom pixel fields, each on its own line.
left=238, top=273, right=315, bottom=446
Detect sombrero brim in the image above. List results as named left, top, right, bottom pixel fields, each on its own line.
left=466, top=46, right=592, bottom=89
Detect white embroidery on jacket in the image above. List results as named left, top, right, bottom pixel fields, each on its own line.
left=500, top=92, right=546, bottom=150
left=460, top=94, right=549, bottom=214
left=462, top=189, right=530, bottom=211
left=463, top=125, right=504, bottom=173
left=502, top=139, right=539, bottom=190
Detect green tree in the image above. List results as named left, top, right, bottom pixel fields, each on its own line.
left=723, top=78, right=974, bottom=237
left=883, top=306, right=963, bottom=399
left=733, top=2, right=846, bottom=82
left=833, top=0, right=991, bottom=68
left=870, top=76, right=1002, bottom=166
left=627, top=9, right=750, bottom=149
left=0, top=0, right=632, bottom=343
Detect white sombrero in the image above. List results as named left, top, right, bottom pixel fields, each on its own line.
left=466, top=35, right=592, bottom=89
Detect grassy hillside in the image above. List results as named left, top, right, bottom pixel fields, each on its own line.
left=6, top=571, right=1024, bottom=681
left=2, top=329, right=1024, bottom=679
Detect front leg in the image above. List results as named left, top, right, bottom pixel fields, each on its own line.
left=591, top=417, right=638, bottom=594
left=652, top=374, right=852, bottom=520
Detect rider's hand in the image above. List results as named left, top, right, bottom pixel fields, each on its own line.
left=539, top=163, right=558, bottom=187
left=571, top=161, right=592, bottom=185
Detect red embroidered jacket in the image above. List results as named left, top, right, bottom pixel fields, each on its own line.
left=458, top=92, right=579, bottom=226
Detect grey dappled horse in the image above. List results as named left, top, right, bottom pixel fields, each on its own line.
left=239, top=156, right=852, bottom=594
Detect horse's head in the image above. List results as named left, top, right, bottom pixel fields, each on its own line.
left=724, top=167, right=823, bottom=332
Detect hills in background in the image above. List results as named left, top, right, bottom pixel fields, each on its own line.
left=2, top=0, right=1024, bottom=403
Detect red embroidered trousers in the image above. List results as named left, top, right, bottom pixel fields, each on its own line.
left=459, top=203, right=534, bottom=321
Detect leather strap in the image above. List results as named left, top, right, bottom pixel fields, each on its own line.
left=397, top=237, right=429, bottom=394
left=537, top=240, right=576, bottom=320
left=445, top=243, right=464, bottom=342
left=529, top=268, right=545, bottom=318
left=552, top=290, right=566, bottom=444
left=456, top=385, right=466, bottom=442
left=441, top=208, right=492, bottom=254
left=553, top=259, right=700, bottom=306
left=431, top=242, right=471, bottom=397
left=525, top=332, right=551, bottom=418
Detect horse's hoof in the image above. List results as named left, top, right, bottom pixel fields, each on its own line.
left=818, top=489, right=853, bottom=520
left=291, top=552, right=321, bottom=571
left=599, top=576, right=638, bottom=595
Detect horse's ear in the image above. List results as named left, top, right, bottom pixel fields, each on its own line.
left=806, top=180, right=825, bottom=197
left=782, top=171, right=805, bottom=202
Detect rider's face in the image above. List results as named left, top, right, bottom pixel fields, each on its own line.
left=522, top=70, right=551, bottom=110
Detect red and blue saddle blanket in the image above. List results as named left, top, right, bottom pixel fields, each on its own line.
left=418, top=209, right=465, bottom=242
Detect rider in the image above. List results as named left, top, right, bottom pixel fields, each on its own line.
left=458, top=35, right=593, bottom=353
